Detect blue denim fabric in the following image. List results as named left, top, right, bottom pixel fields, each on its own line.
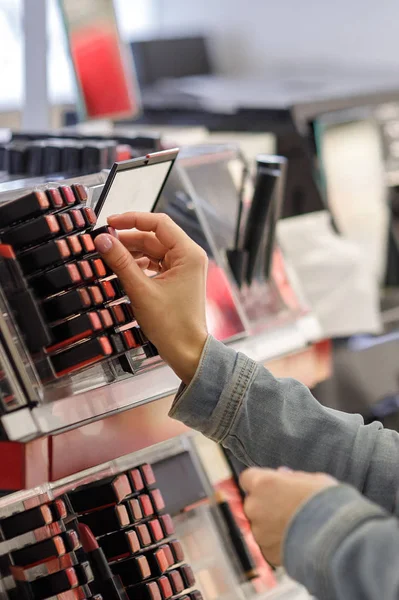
left=169, top=335, right=399, bottom=600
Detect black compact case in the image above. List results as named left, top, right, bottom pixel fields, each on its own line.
left=94, top=149, right=179, bottom=226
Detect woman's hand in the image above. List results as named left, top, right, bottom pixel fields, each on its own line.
left=240, top=467, right=337, bottom=566
left=94, top=212, right=209, bottom=384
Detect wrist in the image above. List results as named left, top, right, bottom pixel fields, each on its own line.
left=167, top=331, right=208, bottom=385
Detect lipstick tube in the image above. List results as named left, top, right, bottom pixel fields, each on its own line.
left=215, top=490, right=257, bottom=580
left=28, top=567, right=80, bottom=600
left=136, top=546, right=170, bottom=576
left=18, top=239, right=72, bottom=274
left=90, top=226, right=118, bottom=240
left=46, top=188, right=64, bottom=209
left=87, top=286, right=104, bottom=306
left=166, top=570, right=185, bottom=596
left=42, top=288, right=93, bottom=321
left=169, top=539, right=184, bottom=564
left=97, top=529, right=141, bottom=561
left=43, top=145, right=62, bottom=176
left=159, top=515, right=174, bottom=538
left=71, top=184, right=88, bottom=204
left=10, top=536, right=67, bottom=567
left=10, top=552, right=81, bottom=582
left=121, top=330, right=140, bottom=351
left=61, top=145, right=82, bottom=174
left=78, top=505, right=130, bottom=537
left=109, top=304, right=130, bottom=326
left=77, top=260, right=94, bottom=282
left=110, top=555, right=151, bottom=587
left=147, top=519, right=166, bottom=544
left=68, top=474, right=131, bottom=513
left=158, top=576, right=173, bottom=600
left=67, top=236, right=84, bottom=256
left=77, top=523, right=128, bottom=600
left=59, top=186, right=77, bottom=207
left=99, top=308, right=113, bottom=329
left=48, top=312, right=104, bottom=350
left=26, top=143, right=44, bottom=176
left=123, top=499, right=143, bottom=524
left=0, top=190, right=50, bottom=228
left=0, top=245, right=52, bottom=351
left=0, top=505, right=53, bottom=540
left=0, top=521, right=66, bottom=558
left=137, top=495, right=154, bottom=519
left=1, top=214, right=61, bottom=249
left=90, top=258, right=110, bottom=279
left=57, top=213, right=75, bottom=235
left=69, top=209, right=87, bottom=231
left=30, top=263, right=82, bottom=296
left=127, top=469, right=145, bottom=493
left=149, top=489, right=166, bottom=514
left=125, top=581, right=162, bottom=600
left=139, top=465, right=156, bottom=488
left=82, top=207, right=97, bottom=228
left=179, top=564, right=196, bottom=589
left=49, top=336, right=114, bottom=377
left=79, top=234, right=95, bottom=255
left=133, top=524, right=152, bottom=548
left=188, top=592, right=204, bottom=600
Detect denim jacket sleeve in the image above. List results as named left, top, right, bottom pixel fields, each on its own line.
left=169, top=335, right=399, bottom=510
left=169, top=335, right=399, bottom=600
left=284, top=484, right=399, bottom=600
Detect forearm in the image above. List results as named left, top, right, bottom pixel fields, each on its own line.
left=284, top=486, right=399, bottom=600
left=170, top=336, right=399, bottom=510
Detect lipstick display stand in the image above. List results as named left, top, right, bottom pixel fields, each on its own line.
left=0, top=141, right=329, bottom=600
left=174, top=145, right=311, bottom=334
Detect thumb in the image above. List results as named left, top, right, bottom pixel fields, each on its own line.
left=94, top=234, right=149, bottom=300
left=240, top=467, right=273, bottom=493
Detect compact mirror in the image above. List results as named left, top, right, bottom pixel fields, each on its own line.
left=94, top=150, right=179, bottom=227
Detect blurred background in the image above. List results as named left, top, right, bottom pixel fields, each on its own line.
left=1, top=0, right=399, bottom=125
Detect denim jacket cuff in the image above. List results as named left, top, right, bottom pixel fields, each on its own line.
left=284, top=484, right=388, bottom=600
left=169, top=335, right=257, bottom=442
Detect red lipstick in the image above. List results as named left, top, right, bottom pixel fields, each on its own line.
left=77, top=524, right=128, bottom=600
left=68, top=235, right=84, bottom=256
left=79, top=234, right=96, bottom=254
left=72, top=183, right=88, bottom=204
left=60, top=186, right=77, bottom=206
left=46, top=188, right=64, bottom=209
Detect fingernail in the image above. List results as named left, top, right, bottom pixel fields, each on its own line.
left=94, top=234, right=113, bottom=254
left=278, top=466, right=293, bottom=473
left=108, top=226, right=118, bottom=238
left=107, top=214, right=119, bottom=221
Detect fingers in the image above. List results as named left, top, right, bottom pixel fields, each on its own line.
left=118, top=230, right=167, bottom=260
left=108, top=213, right=192, bottom=250
left=240, top=467, right=272, bottom=493
left=135, top=257, right=151, bottom=270
left=278, top=466, right=294, bottom=474
left=94, top=234, right=149, bottom=299
left=240, top=467, right=295, bottom=493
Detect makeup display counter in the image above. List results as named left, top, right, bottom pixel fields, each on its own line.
left=0, top=134, right=329, bottom=600
left=115, top=68, right=399, bottom=424
left=108, top=68, right=399, bottom=226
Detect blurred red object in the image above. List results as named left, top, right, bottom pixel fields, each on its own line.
left=71, top=25, right=138, bottom=120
